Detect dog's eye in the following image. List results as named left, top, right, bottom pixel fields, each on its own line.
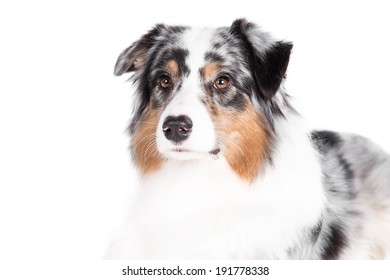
left=160, top=76, right=172, bottom=89
left=214, top=77, right=230, bottom=90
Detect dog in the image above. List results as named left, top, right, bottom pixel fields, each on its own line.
left=106, top=19, right=390, bottom=259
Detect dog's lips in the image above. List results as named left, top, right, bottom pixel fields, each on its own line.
left=168, top=147, right=220, bottom=154
left=170, top=147, right=191, bottom=153
left=164, top=147, right=221, bottom=160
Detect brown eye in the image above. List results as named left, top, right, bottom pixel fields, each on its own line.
left=160, top=76, right=172, bottom=88
left=214, top=77, right=230, bottom=90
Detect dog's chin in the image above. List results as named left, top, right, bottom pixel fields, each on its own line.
left=161, top=148, right=220, bottom=161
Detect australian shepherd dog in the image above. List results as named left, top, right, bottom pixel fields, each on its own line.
left=106, top=19, right=390, bottom=259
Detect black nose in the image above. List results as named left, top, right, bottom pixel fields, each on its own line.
left=162, top=115, right=193, bottom=143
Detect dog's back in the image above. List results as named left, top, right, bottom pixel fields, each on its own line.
left=310, top=131, right=390, bottom=259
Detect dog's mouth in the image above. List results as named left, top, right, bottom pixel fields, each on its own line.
left=165, top=147, right=221, bottom=159
left=169, top=147, right=191, bottom=153
left=169, top=147, right=220, bottom=154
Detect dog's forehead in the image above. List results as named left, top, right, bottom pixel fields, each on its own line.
left=180, top=27, right=219, bottom=68
left=154, top=26, right=250, bottom=82
left=149, top=25, right=278, bottom=84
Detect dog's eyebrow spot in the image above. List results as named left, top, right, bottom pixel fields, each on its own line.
left=166, top=59, right=180, bottom=76
left=201, top=62, right=221, bottom=80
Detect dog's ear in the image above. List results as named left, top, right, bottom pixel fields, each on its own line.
left=230, top=19, right=293, bottom=99
left=114, top=25, right=164, bottom=76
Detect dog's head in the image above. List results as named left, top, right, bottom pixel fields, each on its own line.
left=115, top=19, right=293, bottom=181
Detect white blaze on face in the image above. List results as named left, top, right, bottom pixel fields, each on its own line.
left=156, top=28, right=218, bottom=160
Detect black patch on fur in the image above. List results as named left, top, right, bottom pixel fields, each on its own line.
left=337, top=155, right=354, bottom=180
left=229, top=19, right=293, bottom=99
left=321, top=223, right=347, bottom=259
left=311, top=130, right=342, bottom=153
left=227, top=19, right=294, bottom=126
left=258, top=42, right=293, bottom=99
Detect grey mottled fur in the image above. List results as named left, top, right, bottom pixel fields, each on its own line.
left=294, top=131, right=390, bottom=259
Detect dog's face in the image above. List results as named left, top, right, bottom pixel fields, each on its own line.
left=115, top=19, right=292, bottom=181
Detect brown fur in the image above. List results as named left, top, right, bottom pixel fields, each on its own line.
left=132, top=107, right=165, bottom=175
left=167, top=60, right=179, bottom=76
left=207, top=98, right=269, bottom=181
left=202, top=62, right=220, bottom=80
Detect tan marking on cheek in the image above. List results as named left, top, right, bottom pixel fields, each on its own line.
left=203, top=62, right=220, bottom=80
left=132, top=108, right=165, bottom=175
left=209, top=101, right=269, bottom=182
left=167, top=60, right=179, bottom=76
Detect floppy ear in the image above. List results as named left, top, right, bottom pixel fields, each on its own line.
left=230, top=19, right=293, bottom=99
left=114, top=25, right=163, bottom=76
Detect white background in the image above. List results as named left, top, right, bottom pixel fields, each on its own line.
left=0, top=0, right=389, bottom=277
